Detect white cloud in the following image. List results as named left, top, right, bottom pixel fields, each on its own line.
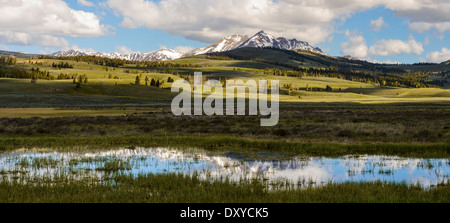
left=0, top=31, right=69, bottom=48
left=174, top=46, right=194, bottom=53
left=367, top=58, right=401, bottom=64
left=368, top=38, right=424, bottom=56
left=341, top=31, right=425, bottom=60
left=340, top=30, right=368, bottom=58
left=115, top=45, right=133, bottom=54
left=70, top=44, right=97, bottom=54
left=106, top=0, right=449, bottom=45
left=409, top=22, right=450, bottom=33
left=77, top=0, right=95, bottom=7
left=387, top=0, right=450, bottom=33
left=425, top=47, right=450, bottom=63
left=106, top=0, right=338, bottom=44
left=0, top=0, right=110, bottom=48
left=370, top=17, right=387, bottom=31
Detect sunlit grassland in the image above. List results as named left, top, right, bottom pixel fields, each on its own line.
left=1, top=79, right=449, bottom=107
left=15, top=58, right=180, bottom=86
left=4, top=57, right=448, bottom=106
left=0, top=57, right=449, bottom=203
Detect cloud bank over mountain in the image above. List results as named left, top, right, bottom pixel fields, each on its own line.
left=106, top=0, right=450, bottom=45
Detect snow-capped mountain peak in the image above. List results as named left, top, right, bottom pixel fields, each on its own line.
left=238, top=30, right=277, bottom=48
left=50, top=30, right=323, bottom=61
left=146, top=49, right=184, bottom=61
left=51, top=49, right=88, bottom=57
left=50, top=48, right=184, bottom=61
left=185, top=34, right=249, bottom=56
left=237, top=30, right=323, bottom=53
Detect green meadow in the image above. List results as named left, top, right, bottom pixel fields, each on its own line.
left=0, top=48, right=449, bottom=202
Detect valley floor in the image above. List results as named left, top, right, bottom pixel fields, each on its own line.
left=0, top=56, right=449, bottom=203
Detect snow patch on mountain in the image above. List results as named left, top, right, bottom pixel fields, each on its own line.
left=238, top=30, right=323, bottom=53
left=186, top=34, right=249, bottom=56
left=50, top=48, right=183, bottom=61
left=51, top=31, right=323, bottom=61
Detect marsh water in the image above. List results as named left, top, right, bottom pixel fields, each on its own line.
left=1, top=147, right=449, bottom=189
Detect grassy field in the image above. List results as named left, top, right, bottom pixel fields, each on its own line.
left=0, top=57, right=449, bottom=157
left=0, top=108, right=141, bottom=118
left=0, top=104, right=448, bottom=157
left=1, top=173, right=448, bottom=203
left=0, top=52, right=449, bottom=203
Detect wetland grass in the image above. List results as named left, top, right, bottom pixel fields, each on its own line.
left=0, top=172, right=449, bottom=203
left=0, top=135, right=448, bottom=158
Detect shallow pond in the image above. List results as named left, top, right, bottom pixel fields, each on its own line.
left=1, top=147, right=449, bottom=189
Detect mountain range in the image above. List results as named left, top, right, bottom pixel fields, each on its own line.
left=50, top=48, right=183, bottom=62
left=50, top=30, right=323, bottom=61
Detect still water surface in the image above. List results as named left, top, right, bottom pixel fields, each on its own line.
left=1, top=148, right=449, bottom=189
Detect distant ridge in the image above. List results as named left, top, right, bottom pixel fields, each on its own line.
left=0, top=50, right=40, bottom=59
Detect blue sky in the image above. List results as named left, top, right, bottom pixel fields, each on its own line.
left=0, top=0, right=449, bottom=64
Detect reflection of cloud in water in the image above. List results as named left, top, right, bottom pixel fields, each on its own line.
left=268, top=165, right=332, bottom=183
left=0, top=148, right=449, bottom=189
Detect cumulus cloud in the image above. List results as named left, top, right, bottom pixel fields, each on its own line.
left=78, top=0, right=95, bottom=7
left=174, top=46, right=195, bottom=53
left=70, top=44, right=97, bottom=54
left=340, top=30, right=368, bottom=58
left=341, top=31, right=426, bottom=60
left=115, top=45, right=134, bottom=54
left=366, top=58, right=401, bottom=64
left=0, top=0, right=110, bottom=48
left=106, top=0, right=340, bottom=44
left=370, top=17, right=387, bottom=31
left=425, top=47, right=450, bottom=63
left=0, top=31, right=69, bottom=48
left=409, top=22, right=450, bottom=33
left=368, top=38, right=424, bottom=56
left=106, top=0, right=450, bottom=44
left=391, top=0, right=450, bottom=33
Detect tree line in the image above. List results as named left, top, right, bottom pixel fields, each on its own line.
left=207, top=49, right=444, bottom=88
left=51, top=55, right=202, bottom=68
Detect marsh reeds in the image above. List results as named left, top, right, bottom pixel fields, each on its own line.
left=0, top=135, right=448, bottom=158
left=0, top=172, right=449, bottom=203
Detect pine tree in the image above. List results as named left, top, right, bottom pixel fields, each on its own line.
left=31, top=74, right=37, bottom=84
left=135, top=75, right=140, bottom=85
